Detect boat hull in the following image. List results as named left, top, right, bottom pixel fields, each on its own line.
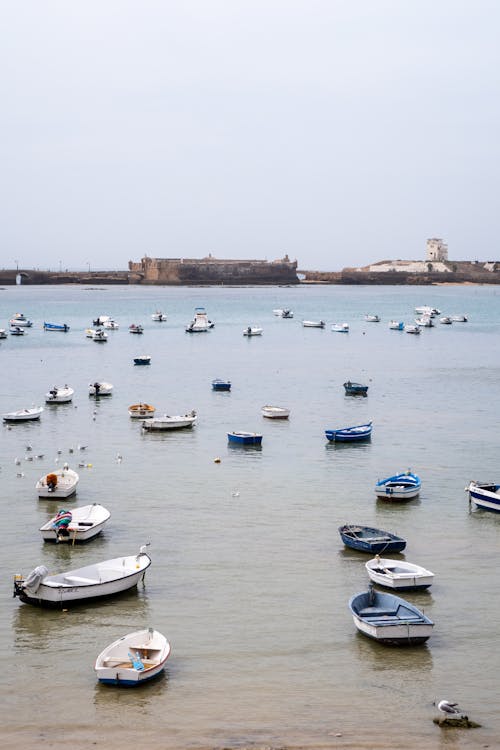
left=95, top=629, right=170, bottom=686
left=3, top=408, right=43, bottom=422
left=349, top=589, right=433, bottom=645
left=40, top=504, right=110, bottom=543
left=467, top=483, right=500, bottom=512
left=43, top=323, right=69, bottom=332
left=339, top=525, right=406, bottom=553
left=228, top=432, right=263, bottom=445
left=351, top=615, right=433, bottom=645
left=326, top=424, right=372, bottom=442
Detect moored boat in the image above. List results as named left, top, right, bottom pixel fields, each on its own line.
left=451, top=314, right=468, bottom=322
left=151, top=311, right=167, bottom=321
left=302, top=320, right=325, bottom=328
left=331, top=323, right=349, bottom=332
left=212, top=379, right=231, bottom=391
left=343, top=381, right=368, bottom=396
left=466, top=481, right=500, bottom=512
left=102, top=319, right=119, bottom=330
left=40, top=503, right=111, bottom=543
left=348, top=587, right=434, bottom=645
left=228, top=431, right=263, bottom=445
left=36, top=465, right=79, bottom=498
left=415, top=315, right=434, bottom=327
left=365, top=556, right=434, bottom=590
left=0, top=328, right=7, bottom=339
left=3, top=406, right=43, bottom=422
left=261, top=405, right=290, bottom=419
left=243, top=326, right=263, bottom=336
left=133, top=356, right=151, bottom=365
left=10, top=313, right=32, bottom=327
left=186, top=307, right=214, bottom=332
left=9, top=326, right=25, bottom=335
left=405, top=324, right=421, bottom=335
left=129, top=324, right=144, bottom=334
left=129, top=403, right=156, bottom=418
left=45, top=385, right=74, bottom=404
left=338, top=524, right=406, bottom=553
left=13, top=546, right=151, bottom=607
left=93, top=315, right=110, bottom=326
left=365, top=314, right=380, bottom=322
left=89, top=381, right=114, bottom=396
left=389, top=320, right=404, bottom=330
left=95, top=628, right=171, bottom=686
left=273, top=309, right=293, bottom=318
left=325, top=422, right=372, bottom=442
left=440, top=316, right=453, bottom=325
left=142, top=411, right=197, bottom=431
left=43, top=322, right=70, bottom=332
left=374, top=470, right=421, bottom=500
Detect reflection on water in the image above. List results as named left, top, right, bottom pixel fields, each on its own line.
left=93, top=667, right=170, bottom=710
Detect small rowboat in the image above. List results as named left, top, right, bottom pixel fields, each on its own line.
left=302, top=320, right=325, bottom=328
left=129, top=403, right=155, bottom=418
left=389, top=320, right=404, bottom=330
left=129, top=324, right=144, bottom=334
left=466, top=481, right=500, bottom=513
left=40, top=503, right=111, bottom=543
left=339, top=524, right=406, bottom=553
left=212, top=379, right=231, bottom=391
left=325, top=422, right=372, bottom=442
left=43, top=322, right=70, bottom=332
left=243, top=326, right=263, bottom=336
left=365, top=314, right=380, bottom=322
left=365, top=556, right=434, bottom=590
left=36, top=465, right=79, bottom=498
left=142, top=411, right=197, bottom=431
left=228, top=431, right=263, bottom=445
left=375, top=471, right=421, bottom=500
left=261, top=405, right=290, bottom=419
left=343, top=381, right=368, bottom=396
left=3, top=406, right=43, bottom=422
left=349, top=587, right=434, bottom=645
left=45, top=385, right=74, bottom=403
left=331, top=323, right=349, bottom=332
left=10, top=326, right=25, bottom=335
left=95, top=628, right=170, bottom=686
left=405, top=324, right=421, bottom=335
left=133, top=356, right=151, bottom=365
left=89, top=381, right=113, bottom=396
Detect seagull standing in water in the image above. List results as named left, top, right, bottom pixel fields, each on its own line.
left=436, top=700, right=463, bottom=716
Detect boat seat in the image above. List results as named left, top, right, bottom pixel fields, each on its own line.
left=63, top=575, right=97, bottom=584
left=358, top=607, right=399, bottom=617
left=362, top=536, right=392, bottom=543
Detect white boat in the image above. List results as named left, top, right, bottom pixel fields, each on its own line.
left=349, top=587, right=434, bottom=645
left=388, top=320, right=404, bottom=330
left=261, top=405, right=290, bottom=419
left=151, top=311, right=167, bottom=322
left=405, top=324, right=421, bottom=334
left=415, top=306, right=440, bottom=317
left=10, top=326, right=25, bottom=335
left=451, top=314, right=468, bottom=322
left=39, top=503, right=111, bottom=543
left=365, top=314, right=380, bottom=322
left=331, top=323, right=349, bottom=333
left=93, top=315, right=110, bottom=326
left=92, top=328, right=108, bottom=342
left=45, top=385, right=74, bottom=404
left=102, top=319, right=119, bottom=329
left=89, top=381, right=113, bottom=396
left=0, top=328, right=7, bottom=339
left=374, top=470, right=421, bottom=500
left=302, top=320, right=325, bottom=328
left=129, top=324, right=144, bottom=334
left=365, top=556, right=434, bottom=590
left=142, top=411, right=197, bottom=431
left=10, top=313, right=33, bottom=327
left=440, top=316, right=453, bottom=325
left=3, top=406, right=43, bottom=422
left=415, top=315, right=434, bottom=327
left=128, top=403, right=156, bottom=418
left=186, top=307, right=214, bottom=332
left=243, top=326, right=263, bottom=336
left=466, top=481, right=500, bottom=512
left=36, top=465, right=79, bottom=498
left=95, top=628, right=171, bottom=686
left=13, top=546, right=152, bottom=607
left=273, top=308, right=294, bottom=318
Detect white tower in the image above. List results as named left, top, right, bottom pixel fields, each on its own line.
left=426, top=238, right=448, bottom=262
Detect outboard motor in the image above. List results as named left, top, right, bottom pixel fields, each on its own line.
left=14, top=565, right=49, bottom=597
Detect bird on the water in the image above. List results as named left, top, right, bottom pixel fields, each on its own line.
left=436, top=700, right=463, bottom=716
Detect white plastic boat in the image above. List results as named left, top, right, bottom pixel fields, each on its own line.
left=415, top=315, right=434, bottom=327
left=365, top=556, right=434, bottom=590
left=95, top=628, right=170, bottom=686
left=261, top=405, right=290, bottom=419
left=142, top=411, right=197, bottom=430
left=302, top=320, right=325, bottom=328
left=451, top=314, right=468, bottom=322
left=151, top=311, right=167, bottom=321
left=405, top=324, right=421, bottom=334
left=273, top=309, right=294, bottom=318
left=10, top=313, right=33, bottom=327
left=10, top=326, right=25, bottom=335
left=102, top=319, right=119, bottom=329
left=128, top=403, right=156, bottom=418
left=40, top=503, right=111, bottom=543
left=440, top=316, right=453, bottom=325
left=243, top=326, right=263, bottom=336
left=365, top=314, right=380, bottom=322
left=0, top=328, right=7, bottom=339
left=331, top=323, right=349, bottom=332
left=45, top=385, right=74, bottom=404
left=36, top=465, right=79, bottom=498
left=13, top=546, right=151, bottom=606
left=92, top=329, right=108, bottom=342
left=388, top=321, right=404, bottom=330
left=3, top=406, right=43, bottom=422
left=185, top=308, right=214, bottom=332
left=89, top=381, right=113, bottom=396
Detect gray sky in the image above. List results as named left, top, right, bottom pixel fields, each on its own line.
left=1, top=1, right=499, bottom=271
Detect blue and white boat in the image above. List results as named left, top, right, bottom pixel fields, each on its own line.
left=212, top=379, right=231, bottom=391
left=339, top=524, right=406, bottom=553
left=389, top=320, right=404, bottom=331
left=349, top=587, right=434, bottom=645
left=95, top=628, right=171, bottom=686
left=331, top=322, right=349, bottom=333
left=133, top=356, right=151, bottom=365
left=374, top=470, right=421, bottom=500
left=227, top=431, right=262, bottom=445
left=325, top=422, right=372, bottom=442
left=466, top=481, right=500, bottom=512
left=43, top=322, right=70, bottom=332
left=343, top=381, right=368, bottom=396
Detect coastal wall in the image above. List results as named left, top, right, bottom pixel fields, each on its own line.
left=128, top=255, right=299, bottom=285
left=0, top=270, right=130, bottom=285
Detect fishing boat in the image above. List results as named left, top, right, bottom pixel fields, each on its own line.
left=186, top=307, right=214, bottom=332
left=13, top=546, right=151, bottom=607
left=43, top=322, right=70, bottom=332
left=212, top=379, right=231, bottom=391
left=228, top=431, right=263, bottom=445
left=36, top=465, right=79, bottom=498
left=440, top=316, right=453, bottom=325
left=325, top=422, right=372, bottom=442
left=343, top=381, right=368, bottom=396
left=3, top=406, right=43, bottom=422
left=93, top=315, right=110, bottom=326
left=0, top=329, right=7, bottom=339
left=415, top=315, right=434, bottom=327
left=415, top=306, right=440, bottom=317
left=243, top=326, right=263, bottom=336
left=151, top=311, right=167, bottom=322
left=273, top=309, right=294, bottom=318
left=45, top=385, right=74, bottom=404
left=129, top=324, right=144, bottom=334
left=451, top=314, right=468, bottom=322
left=302, top=320, right=325, bottom=328
left=142, top=411, right=197, bottom=431
left=338, top=524, right=407, bottom=553
left=133, top=356, right=151, bottom=365
left=89, top=381, right=114, bottom=396
left=331, top=323, right=349, bottom=333
left=9, top=325, right=25, bottom=335
left=466, top=481, right=500, bottom=512
left=365, top=314, right=380, bottom=322
left=365, top=556, right=434, bottom=590
left=348, top=587, right=434, bottom=645
left=128, top=403, right=156, bottom=418
left=39, top=503, right=111, bottom=543
left=374, top=470, right=421, bottom=500
left=10, top=313, right=33, bottom=327
left=261, top=405, right=290, bottom=419
left=404, top=324, right=421, bottom=335
left=388, top=320, right=404, bottom=330
left=87, top=328, right=107, bottom=341
left=95, top=628, right=171, bottom=686
left=102, top=319, right=119, bottom=330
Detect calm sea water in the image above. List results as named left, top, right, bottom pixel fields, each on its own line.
left=1, top=284, right=500, bottom=750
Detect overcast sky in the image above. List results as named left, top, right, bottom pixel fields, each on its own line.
left=1, top=1, right=499, bottom=271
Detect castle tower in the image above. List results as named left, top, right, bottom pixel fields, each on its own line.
left=426, top=238, right=448, bottom=261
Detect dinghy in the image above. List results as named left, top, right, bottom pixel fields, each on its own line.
left=243, top=326, right=263, bottom=336
left=95, top=628, right=170, bottom=686
left=331, top=323, right=349, bottom=332
left=151, top=311, right=167, bottom=321
left=89, top=381, right=113, bottom=396
left=142, top=411, right=197, bottom=431
left=3, top=406, right=43, bottom=422
left=343, top=381, right=368, bottom=396
left=43, top=322, right=70, bottom=332
left=13, top=546, right=151, bottom=606
left=389, top=320, right=404, bottom=330
left=339, top=524, right=406, bottom=553
left=302, top=320, right=325, bottom=328
left=129, top=403, right=155, bottom=418
left=212, top=379, right=231, bottom=391
left=374, top=470, right=421, bottom=500
left=466, top=481, right=500, bottom=512
left=228, top=431, right=263, bottom=445
left=325, top=422, right=372, bottom=442
left=36, top=465, right=79, bottom=498
left=365, top=556, right=434, bottom=590
left=45, top=385, right=74, bottom=404
left=349, top=586, right=434, bottom=645
left=261, top=405, right=290, bottom=419
left=40, top=503, right=111, bottom=543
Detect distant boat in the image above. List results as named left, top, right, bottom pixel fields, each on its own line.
left=348, top=587, right=434, bottom=645
left=466, top=481, right=500, bottom=513
left=9, top=326, right=25, bottom=335
left=212, top=379, right=231, bottom=391
left=0, top=328, right=7, bottom=339
left=43, top=322, right=70, bottom=332
left=151, top=311, right=167, bottom=322
left=102, top=319, right=119, bottom=330
left=440, top=316, right=453, bottom=325
left=92, top=328, right=108, bottom=342
left=404, top=324, right=421, bottom=335
left=365, top=556, right=434, bottom=590
left=93, top=315, right=110, bottom=326
left=133, top=356, right=151, bottom=365
left=273, top=309, right=293, bottom=318
left=343, top=381, right=368, bottom=396
left=331, top=323, right=349, bottom=333
left=325, top=422, right=372, bottom=442
left=186, top=308, right=214, bottom=332
left=45, top=385, right=74, bottom=404
left=89, top=381, right=114, bottom=396
left=13, top=546, right=152, bottom=607
left=365, top=314, right=380, bottom=322
left=451, top=314, right=468, bottom=322
left=142, top=411, right=197, bottom=431
left=36, top=465, right=79, bottom=498
left=261, top=405, right=290, bottom=419
left=339, top=524, right=407, bottom=553
left=129, top=324, right=144, bottom=334
left=388, top=320, right=404, bottom=330
left=40, top=503, right=110, bottom=543
left=10, top=313, right=32, bottom=327
left=95, top=628, right=171, bottom=686
left=415, top=315, right=434, bottom=327
left=128, top=403, right=155, bottom=418
left=3, top=406, right=43, bottom=422
left=228, top=431, right=263, bottom=445
left=302, top=320, right=325, bottom=328
left=243, top=326, right=263, bottom=336
left=374, top=470, right=421, bottom=500
left=415, top=306, right=440, bottom=317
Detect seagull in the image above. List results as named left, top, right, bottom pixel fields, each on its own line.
left=78, top=444, right=87, bottom=450
left=16, top=472, right=24, bottom=478
left=36, top=454, right=44, bottom=459
left=68, top=447, right=74, bottom=453
left=116, top=453, right=122, bottom=462
left=14, top=457, right=21, bottom=465
left=25, top=444, right=32, bottom=451
left=436, top=700, right=463, bottom=716
left=231, top=490, right=240, bottom=497
left=24, top=455, right=33, bottom=461
left=57, top=449, right=62, bottom=455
